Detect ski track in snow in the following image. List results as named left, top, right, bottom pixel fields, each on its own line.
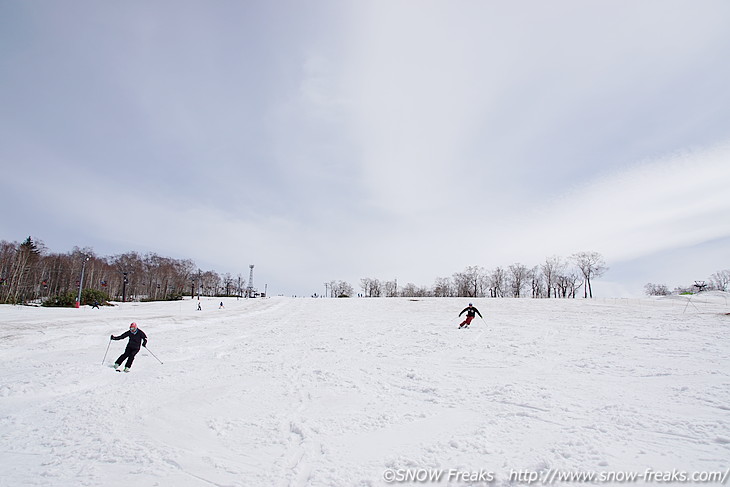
left=0, top=295, right=729, bottom=486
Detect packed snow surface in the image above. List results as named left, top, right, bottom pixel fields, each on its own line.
left=1, top=295, right=729, bottom=486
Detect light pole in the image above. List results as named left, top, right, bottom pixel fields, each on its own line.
left=197, top=269, right=202, bottom=300
left=75, top=255, right=90, bottom=308
left=122, top=272, right=129, bottom=303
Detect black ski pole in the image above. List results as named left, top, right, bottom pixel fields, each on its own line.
left=102, top=338, right=112, bottom=365
left=144, top=346, right=164, bottom=364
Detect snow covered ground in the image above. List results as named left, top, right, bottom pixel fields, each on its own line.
left=1, top=294, right=729, bottom=487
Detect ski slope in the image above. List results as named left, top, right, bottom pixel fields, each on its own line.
left=1, top=295, right=729, bottom=486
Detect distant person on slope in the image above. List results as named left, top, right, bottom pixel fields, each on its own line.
left=458, top=303, right=482, bottom=329
left=110, top=322, right=148, bottom=372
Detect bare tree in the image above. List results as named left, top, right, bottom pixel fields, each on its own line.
left=199, top=270, right=222, bottom=296
left=359, top=278, right=383, bottom=297
left=359, top=278, right=373, bottom=297
left=111, top=252, right=145, bottom=300
left=2, top=237, right=42, bottom=302
left=222, top=273, right=234, bottom=296
left=452, top=270, right=471, bottom=297
left=383, top=279, right=398, bottom=297
left=489, top=267, right=506, bottom=297
left=508, top=263, right=529, bottom=298
left=467, top=266, right=487, bottom=297
left=644, top=283, right=670, bottom=296
left=709, top=269, right=730, bottom=292
left=331, top=280, right=353, bottom=297
left=448, top=267, right=482, bottom=297
left=555, top=271, right=583, bottom=298
left=370, top=278, right=382, bottom=297
left=529, top=266, right=543, bottom=298
left=432, top=277, right=452, bottom=297
left=0, top=240, right=17, bottom=302
left=541, top=256, right=566, bottom=298
left=400, top=282, right=420, bottom=297
left=567, top=272, right=584, bottom=298
left=571, top=251, right=608, bottom=298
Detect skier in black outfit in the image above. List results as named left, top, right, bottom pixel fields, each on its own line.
left=111, top=322, right=147, bottom=372
left=458, top=303, right=482, bottom=328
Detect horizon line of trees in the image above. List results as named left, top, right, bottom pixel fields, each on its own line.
left=645, top=269, right=730, bottom=296
left=0, top=237, right=247, bottom=305
left=9, top=235, right=722, bottom=305
left=323, top=251, right=609, bottom=299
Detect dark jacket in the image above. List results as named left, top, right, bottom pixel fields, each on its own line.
left=459, top=306, right=482, bottom=319
left=112, top=329, right=148, bottom=351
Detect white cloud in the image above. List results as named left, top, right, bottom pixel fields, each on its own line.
left=3, top=1, right=730, bottom=296
left=499, top=142, right=730, bottom=265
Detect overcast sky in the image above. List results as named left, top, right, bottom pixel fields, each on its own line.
left=2, top=1, right=729, bottom=297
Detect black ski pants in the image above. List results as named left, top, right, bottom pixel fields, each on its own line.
left=116, top=347, right=140, bottom=368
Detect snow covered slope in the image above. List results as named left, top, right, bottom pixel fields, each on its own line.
left=1, top=295, right=728, bottom=486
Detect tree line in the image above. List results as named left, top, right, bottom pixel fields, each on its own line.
left=1, top=236, right=616, bottom=304
left=645, top=269, right=730, bottom=296
left=324, top=251, right=608, bottom=298
left=0, top=237, right=245, bottom=305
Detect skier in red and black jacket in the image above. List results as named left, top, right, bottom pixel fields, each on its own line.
left=458, top=303, right=482, bottom=329
left=111, top=322, right=147, bottom=372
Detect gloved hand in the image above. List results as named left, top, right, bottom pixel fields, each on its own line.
left=110, top=334, right=114, bottom=339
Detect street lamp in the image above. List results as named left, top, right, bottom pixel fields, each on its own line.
left=75, top=255, right=90, bottom=308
